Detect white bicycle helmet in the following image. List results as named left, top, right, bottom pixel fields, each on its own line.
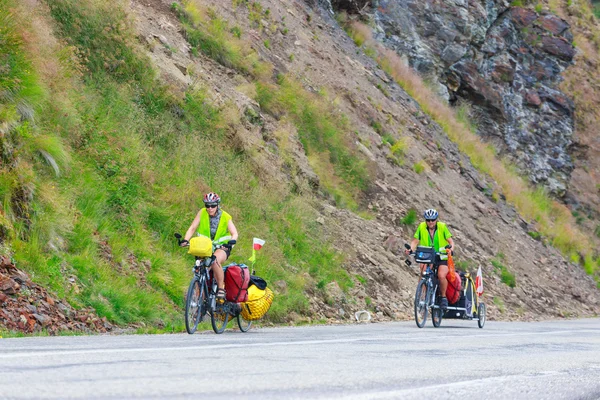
left=423, top=208, right=438, bottom=220
left=203, top=192, right=221, bottom=205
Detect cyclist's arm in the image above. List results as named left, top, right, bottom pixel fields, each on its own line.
left=409, top=238, right=419, bottom=252
left=227, top=219, right=238, bottom=241
left=447, top=237, right=455, bottom=252
left=407, top=238, right=419, bottom=254
left=184, top=211, right=201, bottom=242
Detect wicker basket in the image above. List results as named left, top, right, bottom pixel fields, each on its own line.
left=240, top=287, right=274, bottom=321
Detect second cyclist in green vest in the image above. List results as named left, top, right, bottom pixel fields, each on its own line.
left=405, top=208, right=455, bottom=309
left=181, top=192, right=238, bottom=301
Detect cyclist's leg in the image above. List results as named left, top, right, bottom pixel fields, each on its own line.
left=437, top=263, right=449, bottom=297
left=211, top=248, right=229, bottom=291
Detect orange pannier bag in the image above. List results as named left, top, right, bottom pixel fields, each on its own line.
left=446, top=251, right=462, bottom=304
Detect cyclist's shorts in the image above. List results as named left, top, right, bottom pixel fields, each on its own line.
left=437, top=260, right=448, bottom=266
left=215, top=247, right=231, bottom=259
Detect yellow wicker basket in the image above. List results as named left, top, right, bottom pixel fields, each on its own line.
left=241, top=286, right=274, bottom=321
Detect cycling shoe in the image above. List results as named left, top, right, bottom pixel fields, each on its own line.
left=440, top=297, right=448, bottom=309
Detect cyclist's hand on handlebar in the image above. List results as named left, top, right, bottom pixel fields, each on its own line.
left=179, top=239, right=189, bottom=247
left=222, top=239, right=237, bottom=250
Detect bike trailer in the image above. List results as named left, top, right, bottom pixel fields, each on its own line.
left=224, top=263, right=250, bottom=303
left=415, top=246, right=435, bottom=264
left=188, top=236, right=213, bottom=257
left=445, top=272, right=475, bottom=319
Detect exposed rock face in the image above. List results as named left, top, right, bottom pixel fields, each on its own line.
left=369, top=1, right=576, bottom=196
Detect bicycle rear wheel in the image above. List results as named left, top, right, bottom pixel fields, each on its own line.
left=414, top=280, right=428, bottom=328
left=185, top=276, right=205, bottom=334
left=237, top=313, right=252, bottom=332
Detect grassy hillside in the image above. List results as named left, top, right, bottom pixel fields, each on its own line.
left=0, top=0, right=369, bottom=333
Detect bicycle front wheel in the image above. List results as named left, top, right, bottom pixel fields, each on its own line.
left=211, top=301, right=230, bottom=334
left=237, top=312, right=252, bottom=332
left=185, top=276, right=205, bottom=334
left=414, top=280, right=428, bottom=328
left=431, top=306, right=443, bottom=328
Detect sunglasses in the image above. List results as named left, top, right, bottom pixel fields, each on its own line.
left=425, top=219, right=437, bottom=222
left=205, top=204, right=218, bottom=209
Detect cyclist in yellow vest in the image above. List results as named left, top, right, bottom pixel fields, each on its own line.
left=181, top=192, right=238, bottom=301
left=405, top=209, right=455, bottom=309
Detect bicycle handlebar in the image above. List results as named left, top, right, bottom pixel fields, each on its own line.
left=174, top=233, right=237, bottom=249
left=404, top=243, right=452, bottom=255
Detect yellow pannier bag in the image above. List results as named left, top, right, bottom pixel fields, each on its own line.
left=188, top=236, right=213, bottom=257
left=241, top=286, right=274, bottom=321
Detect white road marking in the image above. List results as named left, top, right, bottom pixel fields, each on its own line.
left=0, top=338, right=363, bottom=359
left=337, top=370, right=567, bottom=399
left=0, top=328, right=597, bottom=360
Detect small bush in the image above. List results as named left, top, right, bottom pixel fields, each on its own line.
left=381, top=134, right=395, bottom=146
left=413, top=161, right=425, bottom=174
left=493, top=297, right=505, bottom=313
left=390, top=137, right=407, bottom=157
left=401, top=209, right=418, bottom=225
left=492, top=258, right=516, bottom=288
left=230, top=26, right=242, bottom=39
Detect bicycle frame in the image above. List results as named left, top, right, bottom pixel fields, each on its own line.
left=421, top=265, right=440, bottom=310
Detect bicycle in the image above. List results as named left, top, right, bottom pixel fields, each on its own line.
left=405, top=243, right=451, bottom=328
left=175, top=233, right=252, bottom=334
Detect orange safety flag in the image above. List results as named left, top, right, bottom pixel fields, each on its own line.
left=447, top=250, right=456, bottom=283
left=476, top=266, right=484, bottom=296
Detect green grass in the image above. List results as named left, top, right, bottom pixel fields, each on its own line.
left=491, top=258, right=516, bottom=288
left=255, top=76, right=372, bottom=209
left=0, top=0, right=357, bottom=332
left=493, top=296, right=506, bottom=313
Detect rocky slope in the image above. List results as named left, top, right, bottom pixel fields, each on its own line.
left=0, top=256, right=112, bottom=334
left=129, top=0, right=599, bottom=322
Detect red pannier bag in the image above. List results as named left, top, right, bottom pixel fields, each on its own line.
left=224, top=264, right=250, bottom=303
left=446, top=271, right=462, bottom=305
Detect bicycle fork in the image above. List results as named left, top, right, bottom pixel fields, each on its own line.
left=429, top=281, right=438, bottom=309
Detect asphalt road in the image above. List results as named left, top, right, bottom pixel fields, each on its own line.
left=1, top=318, right=599, bottom=399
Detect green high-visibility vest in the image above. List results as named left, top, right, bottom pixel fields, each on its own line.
left=198, top=208, right=232, bottom=245
left=414, top=221, right=452, bottom=260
